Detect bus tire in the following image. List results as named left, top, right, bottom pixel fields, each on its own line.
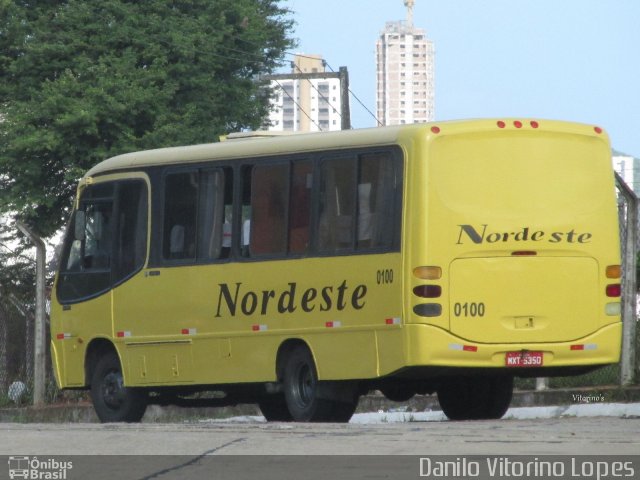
left=437, top=379, right=471, bottom=420
left=484, top=376, right=513, bottom=419
left=437, top=376, right=513, bottom=421
left=282, top=346, right=356, bottom=423
left=91, top=352, right=147, bottom=423
left=258, top=394, right=293, bottom=422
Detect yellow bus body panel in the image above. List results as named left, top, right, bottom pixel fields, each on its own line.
left=109, top=254, right=403, bottom=386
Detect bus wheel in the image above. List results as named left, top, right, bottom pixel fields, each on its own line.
left=91, top=352, right=147, bottom=423
left=437, top=376, right=513, bottom=421
left=483, top=376, right=513, bottom=419
left=283, top=346, right=357, bottom=423
left=258, top=394, right=293, bottom=421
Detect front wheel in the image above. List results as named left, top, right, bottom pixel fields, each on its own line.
left=283, top=346, right=357, bottom=422
left=91, top=352, right=147, bottom=423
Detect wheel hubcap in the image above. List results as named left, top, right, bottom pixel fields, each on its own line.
left=294, top=363, right=315, bottom=408
left=101, top=370, right=125, bottom=410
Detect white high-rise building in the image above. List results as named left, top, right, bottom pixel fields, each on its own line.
left=267, top=55, right=343, bottom=133
left=376, top=0, right=435, bottom=126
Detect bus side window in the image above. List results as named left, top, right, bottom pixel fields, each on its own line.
left=57, top=182, right=115, bottom=303
left=163, top=172, right=198, bottom=261
left=79, top=203, right=113, bottom=270
left=357, top=152, right=397, bottom=250
left=318, top=157, right=357, bottom=253
left=241, top=165, right=252, bottom=257
left=289, top=160, right=312, bottom=254
left=113, top=181, right=148, bottom=284
left=221, top=204, right=233, bottom=259
left=221, top=169, right=234, bottom=259
left=248, top=163, right=289, bottom=256
left=197, top=169, right=227, bottom=261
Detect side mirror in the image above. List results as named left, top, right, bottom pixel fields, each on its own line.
left=74, top=211, right=86, bottom=241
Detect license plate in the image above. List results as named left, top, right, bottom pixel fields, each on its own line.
left=505, top=351, right=544, bottom=367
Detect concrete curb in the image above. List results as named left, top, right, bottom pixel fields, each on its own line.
left=2, top=385, right=639, bottom=423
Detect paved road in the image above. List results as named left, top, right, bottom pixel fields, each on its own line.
left=1, top=416, right=638, bottom=456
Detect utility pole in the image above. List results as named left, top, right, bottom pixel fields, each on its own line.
left=265, top=66, right=352, bottom=131
left=16, top=221, right=47, bottom=407
left=338, top=67, right=351, bottom=130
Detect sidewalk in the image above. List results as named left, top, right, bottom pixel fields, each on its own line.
left=1, top=385, right=639, bottom=423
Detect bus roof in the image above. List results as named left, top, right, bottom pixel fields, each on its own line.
left=85, top=119, right=608, bottom=178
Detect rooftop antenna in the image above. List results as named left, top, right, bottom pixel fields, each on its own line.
left=404, top=0, right=415, bottom=27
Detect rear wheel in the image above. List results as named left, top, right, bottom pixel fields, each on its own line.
left=437, top=376, right=513, bottom=420
left=258, top=393, right=292, bottom=421
left=283, top=346, right=357, bottom=422
left=91, top=352, right=147, bottom=423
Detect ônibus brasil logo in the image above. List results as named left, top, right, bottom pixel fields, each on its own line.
left=8, top=456, right=73, bottom=479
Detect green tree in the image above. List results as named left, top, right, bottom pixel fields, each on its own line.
left=0, top=0, right=295, bottom=238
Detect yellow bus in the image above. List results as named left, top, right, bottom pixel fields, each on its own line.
left=50, top=119, right=622, bottom=422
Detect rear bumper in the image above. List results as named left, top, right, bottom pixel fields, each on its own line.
left=405, top=322, right=622, bottom=370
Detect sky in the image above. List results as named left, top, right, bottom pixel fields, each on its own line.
left=281, top=0, right=640, bottom=157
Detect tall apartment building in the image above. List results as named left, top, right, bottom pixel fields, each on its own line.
left=376, top=0, right=435, bottom=125
left=267, top=55, right=343, bottom=132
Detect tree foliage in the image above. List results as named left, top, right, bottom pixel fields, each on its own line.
left=0, top=0, right=295, bottom=237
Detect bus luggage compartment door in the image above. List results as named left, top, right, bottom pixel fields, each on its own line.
left=449, top=256, right=599, bottom=343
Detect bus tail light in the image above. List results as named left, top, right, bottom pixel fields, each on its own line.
left=606, top=265, right=621, bottom=278
left=570, top=344, right=597, bottom=351
left=413, top=285, right=442, bottom=298
left=413, top=303, right=442, bottom=317
left=413, top=266, right=441, bottom=280
left=496, top=120, right=540, bottom=129
left=606, top=284, right=621, bottom=297
left=605, top=302, right=621, bottom=316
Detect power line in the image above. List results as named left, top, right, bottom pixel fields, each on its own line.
left=292, top=62, right=344, bottom=121
left=272, top=79, right=322, bottom=131
left=217, top=42, right=373, bottom=128
left=324, top=61, right=382, bottom=127
left=211, top=34, right=381, bottom=127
